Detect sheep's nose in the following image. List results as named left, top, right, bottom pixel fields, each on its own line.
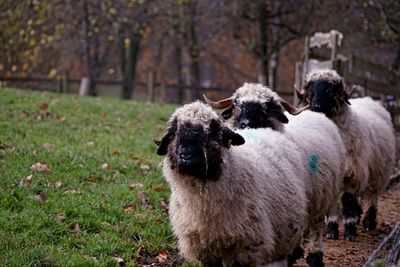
left=239, top=119, right=249, bottom=129
left=178, top=147, right=193, bottom=161
left=312, top=102, right=322, bottom=110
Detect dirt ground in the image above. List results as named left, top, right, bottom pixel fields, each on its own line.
left=295, top=184, right=400, bottom=267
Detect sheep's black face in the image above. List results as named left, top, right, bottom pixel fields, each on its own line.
left=156, top=118, right=245, bottom=181
left=305, top=80, right=347, bottom=118
left=231, top=101, right=288, bottom=130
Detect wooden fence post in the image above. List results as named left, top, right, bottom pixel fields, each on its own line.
left=62, top=71, right=69, bottom=93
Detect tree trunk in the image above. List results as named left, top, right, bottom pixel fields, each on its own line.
left=81, top=0, right=96, bottom=96
left=184, top=1, right=201, bottom=101
left=257, top=1, right=269, bottom=85
left=174, top=36, right=185, bottom=104
left=122, top=33, right=140, bottom=100
left=392, top=43, right=400, bottom=71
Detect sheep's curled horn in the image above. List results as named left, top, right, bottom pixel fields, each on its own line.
left=203, top=94, right=310, bottom=115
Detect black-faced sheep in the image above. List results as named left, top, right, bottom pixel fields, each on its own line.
left=155, top=101, right=308, bottom=267
left=205, top=83, right=346, bottom=267
left=297, top=69, right=396, bottom=241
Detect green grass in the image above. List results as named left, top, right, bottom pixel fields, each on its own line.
left=0, top=88, right=198, bottom=266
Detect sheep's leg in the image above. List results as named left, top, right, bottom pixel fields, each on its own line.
left=342, top=192, right=362, bottom=241
left=287, top=246, right=304, bottom=266
left=304, top=228, right=324, bottom=267
left=325, top=215, right=339, bottom=240
left=362, top=197, right=378, bottom=232
left=199, top=254, right=223, bottom=267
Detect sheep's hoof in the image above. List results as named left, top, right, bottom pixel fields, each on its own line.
left=306, top=251, right=324, bottom=267
left=362, top=206, right=377, bottom=232
left=325, top=222, right=339, bottom=240
left=344, top=223, right=357, bottom=242
left=287, top=246, right=304, bottom=267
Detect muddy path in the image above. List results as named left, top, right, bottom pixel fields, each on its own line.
left=295, top=184, right=400, bottom=267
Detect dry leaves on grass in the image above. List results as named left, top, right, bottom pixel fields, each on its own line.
left=111, top=151, right=120, bottom=157
left=135, top=246, right=177, bottom=266
left=19, top=174, right=33, bottom=188
left=43, top=143, right=54, bottom=150
left=31, top=162, right=51, bottom=172
left=33, top=192, right=48, bottom=202
left=39, top=103, right=49, bottom=111
left=129, top=182, right=144, bottom=190
left=58, top=116, right=67, bottom=122
left=137, top=191, right=150, bottom=206
left=160, top=198, right=169, bottom=213
left=63, top=189, right=84, bottom=195
left=123, top=204, right=135, bottom=213
left=56, top=213, right=67, bottom=222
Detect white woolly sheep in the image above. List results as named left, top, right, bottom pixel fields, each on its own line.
left=204, top=83, right=346, bottom=267
left=299, top=69, right=396, bottom=241
left=155, top=101, right=308, bottom=267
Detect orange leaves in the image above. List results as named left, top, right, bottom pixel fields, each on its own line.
left=39, top=102, right=48, bottom=111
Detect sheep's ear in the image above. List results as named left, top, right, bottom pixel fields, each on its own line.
left=221, top=105, right=234, bottom=120
left=155, top=119, right=177, bottom=155
left=221, top=127, right=245, bottom=148
left=274, top=110, right=289, bottom=124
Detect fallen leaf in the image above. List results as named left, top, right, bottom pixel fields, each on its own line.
left=55, top=181, right=62, bottom=189
left=137, top=191, right=150, bottom=206
left=31, top=162, right=50, bottom=172
left=33, top=191, right=48, bottom=201
left=152, top=186, right=164, bottom=192
left=111, top=151, right=120, bottom=157
left=25, top=174, right=33, bottom=188
left=132, top=156, right=142, bottom=165
left=56, top=213, right=66, bottom=222
left=39, top=102, right=48, bottom=111
left=0, top=141, right=8, bottom=150
left=58, top=116, right=67, bottom=122
left=129, top=182, right=144, bottom=190
left=72, top=223, right=80, bottom=233
left=63, top=189, right=84, bottom=195
left=156, top=251, right=169, bottom=263
left=86, top=141, right=95, bottom=147
left=124, top=204, right=135, bottom=213
left=43, top=143, right=54, bottom=150
left=101, top=163, right=110, bottom=170
left=140, top=164, right=150, bottom=173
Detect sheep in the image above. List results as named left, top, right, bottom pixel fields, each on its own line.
left=296, top=69, right=396, bottom=241
left=155, top=101, right=308, bottom=267
left=204, top=83, right=346, bottom=267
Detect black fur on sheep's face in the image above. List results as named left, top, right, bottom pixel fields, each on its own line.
left=228, top=100, right=289, bottom=130
left=303, top=80, right=350, bottom=118
left=156, top=118, right=245, bottom=181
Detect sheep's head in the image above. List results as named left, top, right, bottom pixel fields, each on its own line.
left=204, top=83, right=309, bottom=131
left=298, top=70, right=352, bottom=118
left=155, top=101, right=245, bottom=181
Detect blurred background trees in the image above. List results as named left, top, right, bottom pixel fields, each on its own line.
left=0, top=0, right=399, bottom=102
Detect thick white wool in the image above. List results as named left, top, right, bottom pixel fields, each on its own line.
left=305, top=69, right=344, bottom=86
left=333, top=97, right=395, bottom=198
left=169, top=100, right=220, bottom=126
left=231, top=83, right=346, bottom=255
left=161, top=103, right=308, bottom=265
left=234, top=83, right=280, bottom=105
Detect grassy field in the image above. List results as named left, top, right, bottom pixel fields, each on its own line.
left=0, top=88, right=195, bottom=266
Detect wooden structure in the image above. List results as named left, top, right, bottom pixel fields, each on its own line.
left=295, top=30, right=400, bottom=129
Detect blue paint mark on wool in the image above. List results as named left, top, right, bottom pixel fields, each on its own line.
left=239, top=129, right=260, bottom=140
left=308, top=153, right=320, bottom=174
